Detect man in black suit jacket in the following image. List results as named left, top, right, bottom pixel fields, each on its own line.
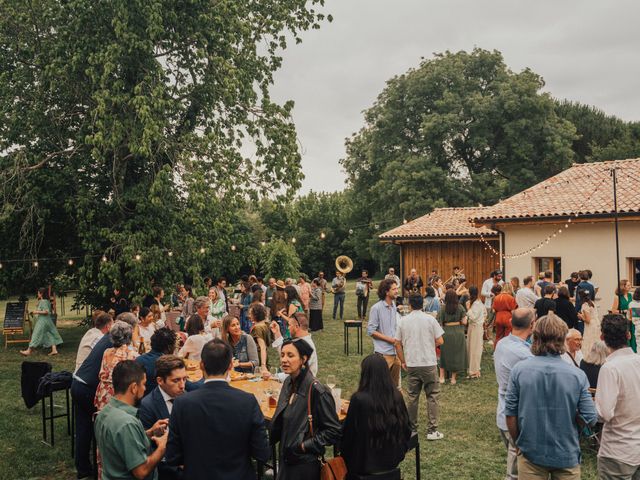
left=139, top=355, right=188, bottom=480
left=166, top=338, right=270, bottom=480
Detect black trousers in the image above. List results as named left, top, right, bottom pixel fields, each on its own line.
left=357, top=295, right=369, bottom=319
left=71, top=379, right=96, bottom=479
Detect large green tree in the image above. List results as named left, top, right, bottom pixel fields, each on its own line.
left=555, top=100, right=640, bottom=163
left=341, top=48, right=578, bottom=269
left=0, top=0, right=330, bottom=303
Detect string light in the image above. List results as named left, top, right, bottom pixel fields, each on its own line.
left=135, top=254, right=141, bottom=261
left=68, top=259, right=74, bottom=266
left=231, top=245, right=236, bottom=251
left=260, top=241, right=266, bottom=247
left=199, top=247, right=205, bottom=254
left=291, top=237, right=296, bottom=244
left=101, top=256, right=108, bottom=263
left=403, top=218, right=408, bottom=224
left=33, top=261, right=38, bottom=268
left=477, top=172, right=611, bottom=259
left=168, top=251, right=173, bottom=257
left=320, top=232, right=326, bottom=239
left=348, top=229, right=353, bottom=235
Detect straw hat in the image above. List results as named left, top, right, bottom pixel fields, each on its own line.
left=276, top=280, right=286, bottom=289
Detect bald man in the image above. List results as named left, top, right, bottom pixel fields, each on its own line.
left=403, top=268, right=424, bottom=297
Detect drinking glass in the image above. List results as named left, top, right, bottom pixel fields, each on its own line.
left=327, top=375, right=336, bottom=390
left=254, top=366, right=263, bottom=378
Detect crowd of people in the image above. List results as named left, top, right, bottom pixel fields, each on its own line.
left=18, top=262, right=640, bottom=480
left=367, top=265, right=640, bottom=479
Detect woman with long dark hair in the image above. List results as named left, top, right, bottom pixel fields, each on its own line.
left=465, top=286, right=486, bottom=379
left=341, top=354, right=411, bottom=479
left=270, top=339, right=341, bottom=479
left=437, top=289, right=467, bottom=384
left=21, top=287, right=63, bottom=356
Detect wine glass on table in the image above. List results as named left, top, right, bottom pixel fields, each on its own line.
left=327, top=375, right=336, bottom=391
left=254, top=366, right=263, bottom=379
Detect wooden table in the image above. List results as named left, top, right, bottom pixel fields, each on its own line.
left=185, top=360, right=347, bottom=421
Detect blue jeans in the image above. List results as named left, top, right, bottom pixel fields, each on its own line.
left=333, top=293, right=345, bottom=320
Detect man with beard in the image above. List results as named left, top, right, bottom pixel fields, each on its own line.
left=94, top=360, right=168, bottom=480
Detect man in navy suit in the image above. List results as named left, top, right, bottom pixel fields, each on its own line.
left=166, top=338, right=271, bottom=480
left=136, top=328, right=177, bottom=396
left=139, top=355, right=187, bottom=480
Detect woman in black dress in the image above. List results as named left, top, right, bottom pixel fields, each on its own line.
left=341, top=354, right=411, bottom=479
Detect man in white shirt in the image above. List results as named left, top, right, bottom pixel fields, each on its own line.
left=596, top=314, right=640, bottom=479
left=395, top=294, right=444, bottom=440
left=482, top=270, right=504, bottom=310
left=74, top=312, right=113, bottom=372
left=152, top=286, right=169, bottom=327
left=270, top=312, right=317, bottom=377
left=515, top=276, right=539, bottom=309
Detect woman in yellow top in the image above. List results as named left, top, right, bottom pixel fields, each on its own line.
left=21, top=288, right=63, bottom=356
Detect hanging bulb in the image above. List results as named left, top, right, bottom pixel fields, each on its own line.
left=260, top=241, right=266, bottom=247
left=168, top=251, right=173, bottom=257
left=68, top=259, right=74, bottom=266
left=291, top=237, right=296, bottom=244
left=348, top=229, right=353, bottom=235
left=403, top=218, right=408, bottom=224
left=199, top=247, right=205, bottom=254
left=101, top=256, right=107, bottom=263
left=231, top=245, right=237, bottom=251
left=33, top=261, right=39, bottom=268
left=135, top=254, right=141, bottom=261
left=320, top=232, right=326, bottom=239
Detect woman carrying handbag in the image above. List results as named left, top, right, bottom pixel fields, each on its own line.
left=270, top=339, right=342, bottom=479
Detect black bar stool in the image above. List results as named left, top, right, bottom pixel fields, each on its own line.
left=343, top=320, right=363, bottom=355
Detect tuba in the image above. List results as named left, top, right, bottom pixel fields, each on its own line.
left=335, top=255, right=353, bottom=274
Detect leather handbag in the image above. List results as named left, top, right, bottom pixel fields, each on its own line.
left=307, top=381, right=348, bottom=480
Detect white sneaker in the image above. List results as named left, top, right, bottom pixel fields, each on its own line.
left=426, top=431, right=444, bottom=441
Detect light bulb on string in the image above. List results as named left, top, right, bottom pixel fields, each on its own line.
left=68, top=259, right=74, bottom=266
left=260, top=241, right=266, bottom=247
left=320, top=232, right=326, bottom=239
left=374, top=224, right=380, bottom=230
left=101, top=256, right=108, bottom=263
left=33, top=261, right=39, bottom=268
left=291, top=237, right=296, bottom=244
left=231, top=245, right=237, bottom=251
left=199, top=247, right=205, bottom=254
left=168, top=251, right=173, bottom=257
left=0, top=262, right=3, bottom=269
left=135, top=254, right=141, bottom=261
left=348, top=229, right=353, bottom=235
left=403, top=218, right=408, bottom=224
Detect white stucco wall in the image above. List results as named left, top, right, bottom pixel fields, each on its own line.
left=501, top=219, right=640, bottom=311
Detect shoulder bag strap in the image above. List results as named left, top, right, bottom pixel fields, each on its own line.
left=307, top=380, right=317, bottom=437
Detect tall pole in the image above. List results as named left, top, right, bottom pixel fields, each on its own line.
left=611, top=167, right=621, bottom=309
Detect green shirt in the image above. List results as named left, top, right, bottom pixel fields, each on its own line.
left=95, top=398, right=156, bottom=480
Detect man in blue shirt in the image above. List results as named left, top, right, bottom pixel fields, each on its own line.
left=505, top=315, right=597, bottom=479
left=367, top=278, right=400, bottom=385
left=494, top=308, right=534, bottom=480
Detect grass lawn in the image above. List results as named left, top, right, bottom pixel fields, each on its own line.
left=0, top=284, right=598, bottom=479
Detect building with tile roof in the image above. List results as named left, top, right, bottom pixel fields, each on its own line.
left=472, top=158, right=640, bottom=310
left=380, top=207, right=500, bottom=291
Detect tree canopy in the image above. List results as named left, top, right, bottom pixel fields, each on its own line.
left=0, top=0, right=330, bottom=302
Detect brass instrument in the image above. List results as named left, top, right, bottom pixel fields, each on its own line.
left=331, top=255, right=353, bottom=293
left=335, top=255, right=353, bottom=274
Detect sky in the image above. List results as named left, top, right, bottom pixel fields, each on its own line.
left=269, top=0, right=640, bottom=194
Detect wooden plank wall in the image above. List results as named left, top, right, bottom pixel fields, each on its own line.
left=401, top=239, right=500, bottom=290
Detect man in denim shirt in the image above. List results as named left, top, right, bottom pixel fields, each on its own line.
left=367, top=278, right=401, bottom=385
left=505, top=315, right=596, bottom=479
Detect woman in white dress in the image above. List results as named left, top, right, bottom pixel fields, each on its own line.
left=179, top=314, right=212, bottom=362
left=466, top=286, right=486, bottom=378
left=578, top=290, right=600, bottom=356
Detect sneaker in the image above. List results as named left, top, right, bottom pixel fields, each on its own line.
left=426, top=431, right=444, bottom=441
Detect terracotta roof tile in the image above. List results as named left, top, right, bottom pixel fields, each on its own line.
left=380, top=207, right=497, bottom=239
left=473, top=158, right=640, bottom=223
